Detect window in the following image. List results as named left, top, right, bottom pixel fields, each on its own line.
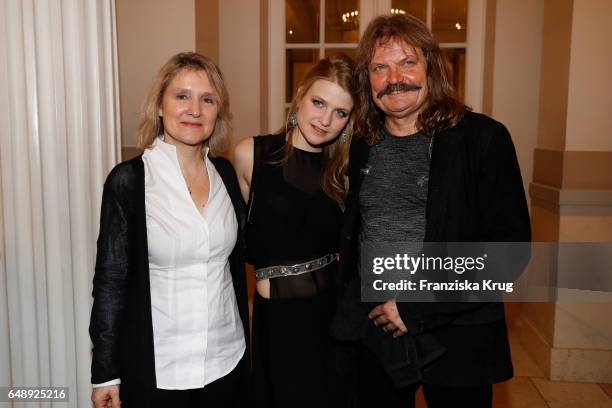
left=285, top=0, right=360, bottom=105
left=266, top=0, right=486, bottom=132
left=393, top=0, right=467, bottom=100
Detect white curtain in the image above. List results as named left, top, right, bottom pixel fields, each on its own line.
left=0, top=0, right=120, bottom=406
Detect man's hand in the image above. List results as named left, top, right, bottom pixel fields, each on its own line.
left=368, top=299, right=408, bottom=338
left=91, top=384, right=121, bottom=408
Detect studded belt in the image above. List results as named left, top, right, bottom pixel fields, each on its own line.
left=254, top=253, right=339, bottom=281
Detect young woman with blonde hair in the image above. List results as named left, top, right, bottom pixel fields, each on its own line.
left=233, top=53, right=356, bottom=407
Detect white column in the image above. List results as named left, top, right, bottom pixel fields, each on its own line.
left=0, top=0, right=120, bottom=406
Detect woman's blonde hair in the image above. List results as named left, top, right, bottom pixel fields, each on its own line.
left=284, top=53, right=356, bottom=205
left=137, top=52, right=232, bottom=157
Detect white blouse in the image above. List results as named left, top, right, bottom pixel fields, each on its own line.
left=143, top=138, right=245, bottom=390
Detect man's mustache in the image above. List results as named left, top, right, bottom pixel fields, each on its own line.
left=377, top=82, right=422, bottom=99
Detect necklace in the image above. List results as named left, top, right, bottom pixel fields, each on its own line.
left=185, top=162, right=205, bottom=196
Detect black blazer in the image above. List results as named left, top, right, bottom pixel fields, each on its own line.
left=89, top=154, right=249, bottom=404
left=339, top=111, right=531, bottom=386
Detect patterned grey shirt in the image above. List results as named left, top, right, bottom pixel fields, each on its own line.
left=359, top=128, right=432, bottom=244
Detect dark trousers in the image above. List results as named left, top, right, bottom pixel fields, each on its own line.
left=146, top=357, right=245, bottom=408
left=356, top=346, right=492, bottom=408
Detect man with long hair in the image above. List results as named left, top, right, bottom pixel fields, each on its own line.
left=336, top=14, right=530, bottom=407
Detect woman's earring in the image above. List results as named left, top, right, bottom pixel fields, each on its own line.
left=290, top=112, right=298, bottom=127
left=341, top=129, right=348, bottom=143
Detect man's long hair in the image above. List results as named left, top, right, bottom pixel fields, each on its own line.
left=354, top=14, right=466, bottom=144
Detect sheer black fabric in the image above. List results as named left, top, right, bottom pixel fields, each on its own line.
left=270, top=265, right=336, bottom=299
left=246, top=133, right=342, bottom=299
left=247, top=133, right=345, bottom=408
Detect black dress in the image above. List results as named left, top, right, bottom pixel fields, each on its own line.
left=246, top=133, right=343, bottom=408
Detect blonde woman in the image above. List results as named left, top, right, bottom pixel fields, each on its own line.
left=90, top=52, right=249, bottom=407
left=233, top=54, right=356, bottom=407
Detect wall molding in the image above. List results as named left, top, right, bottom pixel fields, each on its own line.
left=530, top=183, right=612, bottom=215
left=533, top=148, right=612, bottom=190
left=521, top=315, right=612, bottom=383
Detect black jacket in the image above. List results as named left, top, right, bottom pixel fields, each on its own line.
left=89, top=155, right=250, bottom=404
left=339, top=111, right=531, bottom=386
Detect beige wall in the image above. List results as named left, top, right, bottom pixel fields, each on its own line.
left=219, top=0, right=261, bottom=151
left=537, top=0, right=573, bottom=151
left=116, top=0, right=260, bottom=155
left=522, top=0, right=612, bottom=383
left=196, top=0, right=219, bottom=64
left=491, top=0, right=545, bottom=200
left=116, top=0, right=195, bottom=149
left=565, top=0, right=612, bottom=151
